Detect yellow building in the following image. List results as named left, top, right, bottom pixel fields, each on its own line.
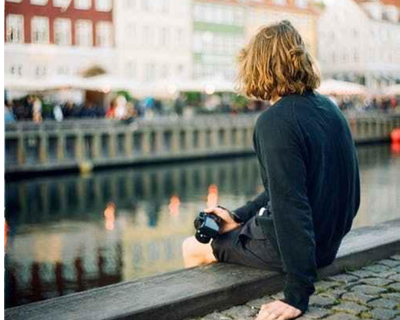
left=244, top=0, right=320, bottom=59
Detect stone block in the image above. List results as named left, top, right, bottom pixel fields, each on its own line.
left=309, top=295, right=336, bottom=307
left=332, top=302, right=368, bottom=315
left=351, top=285, right=387, bottom=295
left=389, top=274, right=400, bottom=282
left=200, top=312, right=231, bottom=320
left=380, top=293, right=400, bottom=302
left=379, top=260, right=400, bottom=268
left=329, top=274, right=358, bottom=284
left=297, top=307, right=332, bottom=319
left=360, top=278, right=393, bottom=287
left=221, top=305, right=257, bottom=320
left=324, top=313, right=359, bottom=320
left=320, top=289, right=347, bottom=300
left=369, top=308, right=399, bottom=320
left=246, top=297, right=273, bottom=310
left=341, top=292, right=375, bottom=305
left=348, top=270, right=376, bottom=279
left=363, top=265, right=391, bottom=273
left=369, top=298, right=398, bottom=310
left=388, top=283, right=400, bottom=292
left=315, top=280, right=339, bottom=292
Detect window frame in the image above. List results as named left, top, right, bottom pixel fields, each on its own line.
left=6, top=14, right=24, bottom=43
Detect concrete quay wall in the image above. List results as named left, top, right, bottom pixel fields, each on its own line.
left=5, top=113, right=400, bottom=175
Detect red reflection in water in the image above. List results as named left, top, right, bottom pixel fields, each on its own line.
left=168, top=195, right=181, bottom=217
left=207, top=184, right=219, bottom=208
left=391, top=129, right=400, bottom=143
left=391, top=142, right=400, bottom=155
left=5, top=220, right=9, bottom=251
left=104, top=202, right=115, bottom=231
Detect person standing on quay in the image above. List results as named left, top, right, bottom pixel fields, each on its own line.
left=182, top=20, right=360, bottom=320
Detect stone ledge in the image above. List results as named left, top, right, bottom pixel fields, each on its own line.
left=5, top=219, right=400, bottom=320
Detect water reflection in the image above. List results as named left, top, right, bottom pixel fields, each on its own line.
left=4, top=143, right=400, bottom=308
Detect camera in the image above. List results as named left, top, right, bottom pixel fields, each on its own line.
left=193, top=211, right=222, bottom=243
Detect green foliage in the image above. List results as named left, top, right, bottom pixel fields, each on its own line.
left=232, top=94, right=248, bottom=109
left=183, top=91, right=202, bottom=107
left=116, top=90, right=133, bottom=101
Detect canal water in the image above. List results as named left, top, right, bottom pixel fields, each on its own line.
left=4, top=143, right=400, bottom=308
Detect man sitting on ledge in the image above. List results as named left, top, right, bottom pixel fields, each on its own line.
left=182, top=20, right=360, bottom=320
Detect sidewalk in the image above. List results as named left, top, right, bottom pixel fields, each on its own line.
left=190, top=254, right=400, bottom=320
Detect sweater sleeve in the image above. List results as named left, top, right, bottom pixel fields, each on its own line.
left=256, top=107, right=317, bottom=313
left=232, top=191, right=270, bottom=223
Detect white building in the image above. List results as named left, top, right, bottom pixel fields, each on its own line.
left=113, top=0, right=192, bottom=95
left=318, top=0, right=400, bottom=92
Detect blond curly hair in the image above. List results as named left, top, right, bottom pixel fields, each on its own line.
left=235, top=20, right=320, bottom=101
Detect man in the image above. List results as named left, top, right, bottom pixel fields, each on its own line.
left=182, top=20, right=360, bottom=320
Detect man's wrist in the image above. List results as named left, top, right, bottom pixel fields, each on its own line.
left=217, top=205, right=243, bottom=224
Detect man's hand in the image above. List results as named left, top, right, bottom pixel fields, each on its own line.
left=203, top=206, right=240, bottom=234
left=256, top=301, right=302, bottom=320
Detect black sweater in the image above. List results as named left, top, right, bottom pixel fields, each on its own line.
left=233, top=90, right=360, bottom=312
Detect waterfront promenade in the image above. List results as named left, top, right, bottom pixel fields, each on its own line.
left=190, top=255, right=400, bottom=320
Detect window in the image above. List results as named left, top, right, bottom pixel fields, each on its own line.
left=142, top=26, right=154, bottom=47
left=30, top=0, right=48, bottom=5
left=124, top=0, right=136, bottom=10
left=294, top=0, right=307, bottom=8
left=10, top=65, right=23, bottom=77
left=54, top=18, right=71, bottom=45
left=144, top=63, right=155, bottom=81
left=125, top=61, right=136, bottom=78
left=176, top=64, right=184, bottom=76
left=75, top=20, right=93, bottom=46
left=75, top=0, right=91, bottom=10
left=160, top=0, right=168, bottom=13
left=31, top=16, right=49, bottom=44
left=53, top=0, right=70, bottom=7
left=160, top=64, right=169, bottom=79
left=142, top=0, right=151, bottom=11
left=96, top=22, right=112, bottom=47
left=176, top=27, right=184, bottom=46
left=95, top=0, right=112, bottom=11
left=35, top=65, right=47, bottom=78
left=57, top=65, right=70, bottom=75
left=6, top=14, right=24, bottom=43
left=159, top=27, right=169, bottom=47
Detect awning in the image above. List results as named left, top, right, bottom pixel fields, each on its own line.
left=383, top=84, right=400, bottom=96
left=4, top=75, right=143, bottom=93
left=317, top=79, right=367, bottom=96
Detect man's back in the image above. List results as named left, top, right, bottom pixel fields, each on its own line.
left=255, top=90, right=360, bottom=266
left=287, top=91, right=360, bottom=265
left=252, top=90, right=360, bottom=310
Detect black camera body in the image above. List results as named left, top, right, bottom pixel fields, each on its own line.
left=193, top=211, right=222, bottom=243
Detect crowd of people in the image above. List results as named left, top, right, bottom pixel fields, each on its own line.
left=4, top=91, right=399, bottom=124
left=331, top=95, right=398, bottom=113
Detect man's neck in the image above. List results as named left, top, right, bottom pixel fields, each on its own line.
left=270, top=95, right=282, bottom=106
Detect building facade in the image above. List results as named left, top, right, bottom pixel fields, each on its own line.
left=4, top=0, right=116, bottom=81
left=113, top=0, right=192, bottom=88
left=192, top=0, right=246, bottom=81
left=245, top=0, right=319, bottom=59
left=318, top=0, right=400, bottom=91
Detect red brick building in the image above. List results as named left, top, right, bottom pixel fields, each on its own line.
left=5, top=0, right=116, bottom=81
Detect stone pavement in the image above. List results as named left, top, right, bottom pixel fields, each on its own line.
left=189, top=254, right=400, bottom=320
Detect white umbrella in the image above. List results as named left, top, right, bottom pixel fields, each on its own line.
left=5, top=75, right=87, bottom=91
left=383, top=84, right=400, bottom=96
left=317, top=79, right=367, bottom=96
left=82, top=74, right=143, bottom=92
left=4, top=76, right=53, bottom=91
